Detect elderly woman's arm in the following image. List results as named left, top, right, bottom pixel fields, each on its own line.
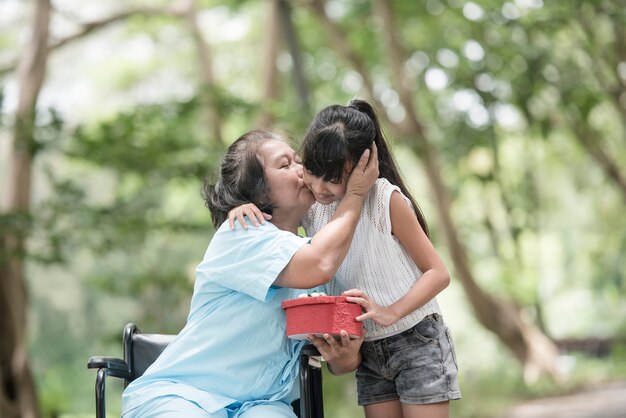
left=273, top=145, right=378, bottom=289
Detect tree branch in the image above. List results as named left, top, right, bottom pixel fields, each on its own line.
left=573, top=122, right=626, bottom=200
left=0, top=5, right=186, bottom=76
left=298, top=0, right=375, bottom=95
left=575, top=14, right=626, bottom=133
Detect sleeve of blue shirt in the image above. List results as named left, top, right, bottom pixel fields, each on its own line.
left=195, top=220, right=311, bottom=304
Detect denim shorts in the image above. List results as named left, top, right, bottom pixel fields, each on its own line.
left=356, top=314, right=461, bottom=405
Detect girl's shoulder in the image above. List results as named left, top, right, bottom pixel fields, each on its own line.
left=373, top=177, right=395, bottom=191
left=370, top=178, right=404, bottom=204
left=364, top=179, right=412, bottom=228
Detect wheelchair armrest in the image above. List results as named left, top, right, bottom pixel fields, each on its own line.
left=300, top=344, right=322, bottom=369
left=301, top=344, right=321, bottom=358
left=88, top=356, right=132, bottom=418
left=88, top=356, right=131, bottom=380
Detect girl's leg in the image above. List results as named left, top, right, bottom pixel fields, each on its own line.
left=363, top=399, right=403, bottom=418
left=400, top=400, right=449, bottom=418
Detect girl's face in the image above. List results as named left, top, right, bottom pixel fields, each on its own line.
left=303, top=169, right=349, bottom=205
left=260, top=139, right=315, bottom=215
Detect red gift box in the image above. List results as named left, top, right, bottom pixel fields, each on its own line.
left=281, top=295, right=363, bottom=340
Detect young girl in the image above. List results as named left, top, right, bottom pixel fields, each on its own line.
left=230, top=100, right=461, bottom=418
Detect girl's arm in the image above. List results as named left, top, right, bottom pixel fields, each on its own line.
left=345, top=190, right=450, bottom=326
left=274, top=145, right=378, bottom=289
left=228, top=203, right=271, bottom=230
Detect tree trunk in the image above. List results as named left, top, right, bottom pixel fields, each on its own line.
left=184, top=0, right=223, bottom=145
left=277, top=0, right=311, bottom=115
left=258, top=0, right=282, bottom=128
left=1, top=0, right=49, bottom=416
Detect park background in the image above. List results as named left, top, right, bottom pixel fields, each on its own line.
left=1, top=0, right=626, bottom=417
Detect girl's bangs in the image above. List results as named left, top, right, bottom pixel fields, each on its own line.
left=302, top=129, right=347, bottom=183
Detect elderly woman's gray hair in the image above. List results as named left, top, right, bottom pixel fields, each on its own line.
left=203, top=130, right=285, bottom=228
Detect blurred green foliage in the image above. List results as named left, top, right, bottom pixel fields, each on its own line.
left=1, top=0, right=625, bottom=417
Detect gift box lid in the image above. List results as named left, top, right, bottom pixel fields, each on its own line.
left=281, top=295, right=350, bottom=309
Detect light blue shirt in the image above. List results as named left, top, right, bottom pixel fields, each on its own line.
left=122, top=220, right=310, bottom=416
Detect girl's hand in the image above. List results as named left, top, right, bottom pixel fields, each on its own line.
left=345, top=143, right=379, bottom=199
left=227, top=203, right=271, bottom=230
left=343, top=288, right=399, bottom=327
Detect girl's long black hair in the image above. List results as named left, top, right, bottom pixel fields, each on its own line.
left=301, top=99, right=429, bottom=236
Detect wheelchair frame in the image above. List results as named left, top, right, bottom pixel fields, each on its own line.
left=87, top=323, right=324, bottom=418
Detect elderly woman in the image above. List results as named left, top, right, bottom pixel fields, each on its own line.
left=121, top=130, right=378, bottom=418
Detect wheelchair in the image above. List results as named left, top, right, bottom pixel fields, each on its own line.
left=87, top=323, right=324, bottom=418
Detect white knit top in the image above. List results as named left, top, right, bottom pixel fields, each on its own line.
left=303, top=178, right=442, bottom=341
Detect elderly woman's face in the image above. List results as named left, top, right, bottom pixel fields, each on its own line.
left=259, top=139, right=315, bottom=216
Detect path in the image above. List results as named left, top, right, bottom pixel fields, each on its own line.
left=499, top=381, right=626, bottom=418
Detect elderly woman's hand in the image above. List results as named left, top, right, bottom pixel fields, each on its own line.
left=345, top=142, right=379, bottom=199
left=228, top=203, right=271, bottom=230
left=307, top=330, right=364, bottom=376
